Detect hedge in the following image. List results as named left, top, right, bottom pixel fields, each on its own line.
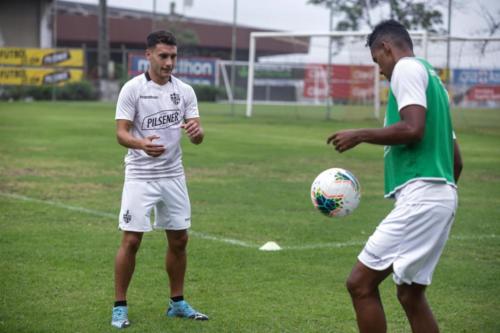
left=0, top=81, right=98, bottom=101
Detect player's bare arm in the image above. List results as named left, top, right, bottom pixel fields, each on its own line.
left=327, top=104, right=426, bottom=152
left=453, top=139, right=463, bottom=183
left=116, top=119, right=166, bottom=157
left=182, top=118, right=204, bottom=145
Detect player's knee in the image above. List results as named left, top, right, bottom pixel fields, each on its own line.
left=123, top=240, right=141, bottom=253
left=397, top=285, right=425, bottom=309
left=121, top=232, right=142, bottom=253
left=168, top=232, right=188, bottom=254
left=346, top=274, right=370, bottom=299
left=397, top=288, right=410, bottom=307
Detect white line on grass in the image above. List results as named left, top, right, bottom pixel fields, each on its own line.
left=283, top=240, right=367, bottom=250
left=1, top=192, right=117, bottom=218
left=282, top=234, right=500, bottom=251
left=0, top=191, right=255, bottom=248
left=1, top=192, right=498, bottom=251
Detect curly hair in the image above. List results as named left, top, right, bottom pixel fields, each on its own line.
left=366, top=19, right=413, bottom=51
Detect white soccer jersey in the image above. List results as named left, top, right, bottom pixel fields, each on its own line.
left=390, top=57, right=428, bottom=111
left=115, top=73, right=199, bottom=180
left=390, top=57, right=456, bottom=139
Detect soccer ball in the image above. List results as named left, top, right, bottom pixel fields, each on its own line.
left=310, top=168, right=361, bottom=217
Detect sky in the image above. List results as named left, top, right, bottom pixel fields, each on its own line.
left=63, top=0, right=500, bottom=67
left=64, top=0, right=500, bottom=36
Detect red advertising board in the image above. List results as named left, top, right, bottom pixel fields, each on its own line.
left=303, top=64, right=375, bottom=101
left=466, top=85, right=500, bottom=101
left=303, top=64, right=329, bottom=98
left=350, top=83, right=374, bottom=101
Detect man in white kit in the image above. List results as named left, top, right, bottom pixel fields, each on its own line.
left=111, top=30, right=208, bottom=329
left=327, top=20, right=463, bottom=333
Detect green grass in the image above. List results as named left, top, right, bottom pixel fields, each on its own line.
left=0, top=101, right=499, bottom=333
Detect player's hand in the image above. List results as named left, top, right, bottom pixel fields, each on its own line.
left=141, top=135, right=166, bottom=157
left=327, top=130, right=361, bottom=153
left=181, top=119, right=204, bottom=144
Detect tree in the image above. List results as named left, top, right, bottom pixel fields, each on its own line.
left=308, top=0, right=445, bottom=32
left=154, top=16, right=199, bottom=47
left=476, top=5, right=500, bottom=54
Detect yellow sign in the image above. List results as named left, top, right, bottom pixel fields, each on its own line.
left=0, top=67, right=84, bottom=86
left=0, top=48, right=84, bottom=67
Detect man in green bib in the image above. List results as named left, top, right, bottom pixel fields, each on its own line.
left=327, top=20, right=463, bottom=333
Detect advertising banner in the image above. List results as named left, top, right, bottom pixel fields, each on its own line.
left=0, top=67, right=84, bottom=86
left=128, top=54, right=218, bottom=85
left=303, top=64, right=329, bottom=98
left=453, top=69, right=500, bottom=85
left=128, top=53, right=150, bottom=77
left=466, top=85, right=500, bottom=101
left=237, top=64, right=302, bottom=87
left=0, top=48, right=84, bottom=67
left=303, top=64, right=375, bottom=101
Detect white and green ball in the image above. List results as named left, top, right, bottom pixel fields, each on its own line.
left=311, top=168, right=361, bottom=217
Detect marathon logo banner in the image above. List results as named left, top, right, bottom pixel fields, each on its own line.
left=128, top=53, right=217, bottom=85
left=0, top=67, right=84, bottom=86
left=0, top=48, right=84, bottom=67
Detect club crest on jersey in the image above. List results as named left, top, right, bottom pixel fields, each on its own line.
left=170, top=93, right=180, bottom=105
left=142, top=109, right=182, bottom=130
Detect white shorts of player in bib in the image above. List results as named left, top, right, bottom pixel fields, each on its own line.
left=118, top=176, right=191, bottom=232
left=358, top=180, right=458, bottom=285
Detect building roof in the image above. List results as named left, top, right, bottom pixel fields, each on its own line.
left=56, top=1, right=309, bottom=57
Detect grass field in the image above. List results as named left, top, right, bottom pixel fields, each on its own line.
left=0, top=101, right=499, bottom=333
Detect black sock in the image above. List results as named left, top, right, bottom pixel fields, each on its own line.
left=171, top=296, right=184, bottom=303
left=114, top=300, right=127, bottom=307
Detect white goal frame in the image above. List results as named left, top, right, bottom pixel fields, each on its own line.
left=245, top=30, right=429, bottom=118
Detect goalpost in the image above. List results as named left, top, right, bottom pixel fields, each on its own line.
left=426, top=35, right=500, bottom=109
left=231, top=31, right=499, bottom=118
left=244, top=30, right=429, bottom=118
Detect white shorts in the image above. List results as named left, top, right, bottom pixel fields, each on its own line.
left=358, top=180, right=458, bottom=285
left=118, top=176, right=191, bottom=232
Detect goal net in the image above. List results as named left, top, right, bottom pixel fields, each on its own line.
left=217, top=31, right=500, bottom=119
left=239, top=30, right=428, bottom=118
left=425, top=35, right=500, bottom=109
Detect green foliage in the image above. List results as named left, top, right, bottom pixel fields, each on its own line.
left=0, top=85, right=52, bottom=100
left=114, top=63, right=128, bottom=81
left=0, top=81, right=98, bottom=101
left=156, top=20, right=199, bottom=46
left=389, top=0, right=443, bottom=32
left=57, top=81, right=98, bottom=100
left=192, top=84, right=224, bottom=102
left=175, top=29, right=199, bottom=47
left=0, top=102, right=499, bottom=332
left=308, top=0, right=445, bottom=32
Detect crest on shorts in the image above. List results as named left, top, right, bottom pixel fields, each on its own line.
left=123, top=210, right=132, bottom=223
left=170, top=93, right=180, bottom=105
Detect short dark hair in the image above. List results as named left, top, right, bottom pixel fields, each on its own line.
left=146, top=30, right=177, bottom=48
left=366, top=19, right=413, bottom=51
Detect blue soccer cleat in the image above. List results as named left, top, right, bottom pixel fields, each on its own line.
left=166, top=300, right=208, bottom=320
left=111, top=305, right=131, bottom=329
